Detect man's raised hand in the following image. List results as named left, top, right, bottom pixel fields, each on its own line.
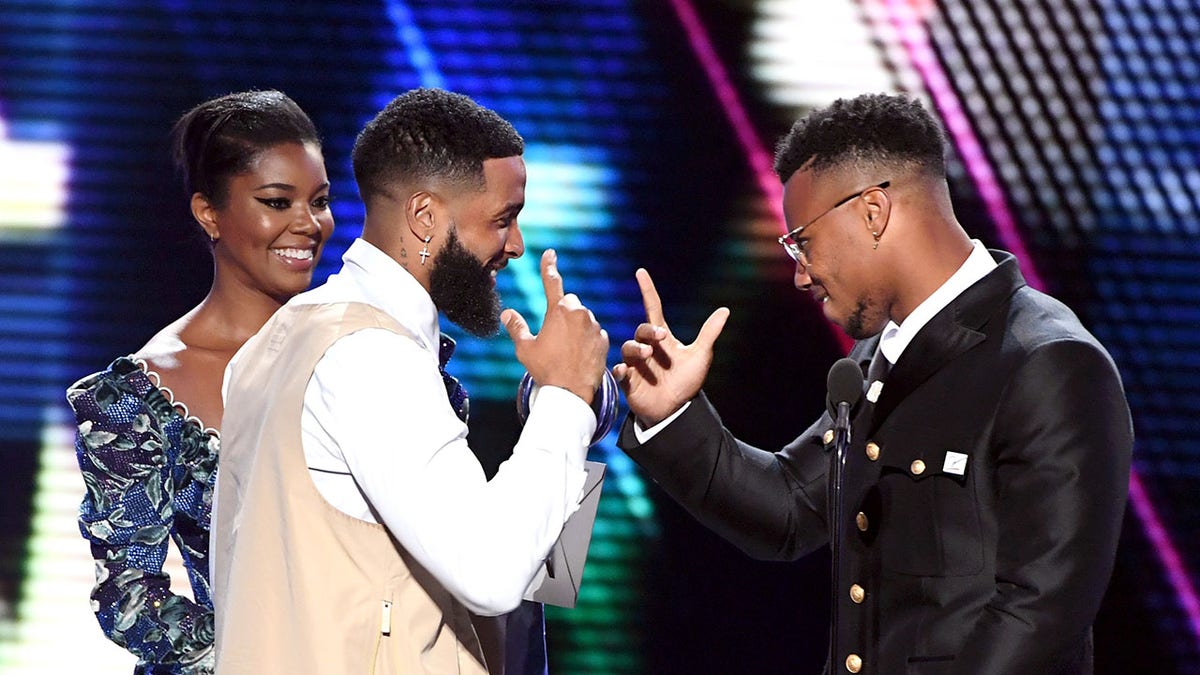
left=612, top=268, right=729, bottom=427
left=502, top=249, right=608, bottom=405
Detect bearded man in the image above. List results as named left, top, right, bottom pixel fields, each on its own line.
left=211, top=88, right=608, bottom=674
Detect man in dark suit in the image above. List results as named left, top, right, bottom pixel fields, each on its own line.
left=613, top=94, right=1133, bottom=674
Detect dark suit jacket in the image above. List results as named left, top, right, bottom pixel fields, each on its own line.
left=619, top=251, right=1133, bottom=675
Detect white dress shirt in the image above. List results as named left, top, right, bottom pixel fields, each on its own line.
left=876, top=239, right=996, bottom=365
left=634, top=239, right=997, bottom=442
left=220, top=238, right=594, bottom=616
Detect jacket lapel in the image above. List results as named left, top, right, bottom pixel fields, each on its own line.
left=846, top=337, right=880, bottom=429
left=867, top=251, right=1027, bottom=434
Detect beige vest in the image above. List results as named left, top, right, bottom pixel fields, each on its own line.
left=213, top=301, right=491, bottom=674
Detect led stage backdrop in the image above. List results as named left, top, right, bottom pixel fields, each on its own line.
left=0, top=1, right=1197, bottom=674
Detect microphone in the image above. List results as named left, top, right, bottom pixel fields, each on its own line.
left=826, top=357, right=864, bottom=436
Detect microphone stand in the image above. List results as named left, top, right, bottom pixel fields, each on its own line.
left=829, top=399, right=852, bottom=667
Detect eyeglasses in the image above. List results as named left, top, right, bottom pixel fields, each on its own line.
left=778, top=181, right=890, bottom=264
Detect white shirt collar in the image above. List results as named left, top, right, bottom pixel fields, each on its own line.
left=877, top=239, right=996, bottom=365
left=302, top=238, right=441, bottom=353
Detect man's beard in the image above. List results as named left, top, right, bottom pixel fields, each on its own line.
left=845, top=299, right=871, bottom=340
left=844, top=295, right=887, bottom=341
left=429, top=227, right=502, bottom=337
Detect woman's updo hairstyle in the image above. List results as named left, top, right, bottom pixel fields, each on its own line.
left=171, top=90, right=320, bottom=210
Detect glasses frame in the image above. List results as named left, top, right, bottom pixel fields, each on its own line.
left=778, top=180, right=890, bottom=264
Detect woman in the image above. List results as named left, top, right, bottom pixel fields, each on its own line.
left=66, top=90, right=334, bottom=673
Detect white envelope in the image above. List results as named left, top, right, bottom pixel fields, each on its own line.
left=524, top=460, right=606, bottom=608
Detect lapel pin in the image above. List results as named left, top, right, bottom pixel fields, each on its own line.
left=943, top=451, right=968, bottom=476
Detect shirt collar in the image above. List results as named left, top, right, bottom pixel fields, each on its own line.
left=335, top=238, right=441, bottom=352
left=878, top=239, right=996, bottom=365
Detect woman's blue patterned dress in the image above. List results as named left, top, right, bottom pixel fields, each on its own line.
left=67, top=356, right=218, bottom=674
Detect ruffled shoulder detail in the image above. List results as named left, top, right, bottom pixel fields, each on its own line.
left=69, top=356, right=219, bottom=440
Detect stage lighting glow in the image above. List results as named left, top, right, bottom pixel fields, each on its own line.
left=748, top=0, right=898, bottom=108
left=0, top=119, right=70, bottom=234
left=0, top=417, right=189, bottom=673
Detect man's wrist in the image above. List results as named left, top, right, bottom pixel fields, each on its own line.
left=632, top=402, right=692, bottom=444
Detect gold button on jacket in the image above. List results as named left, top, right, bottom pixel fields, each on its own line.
left=855, top=512, right=869, bottom=532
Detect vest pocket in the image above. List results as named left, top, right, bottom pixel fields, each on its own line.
left=371, top=588, right=394, bottom=674
left=874, top=441, right=984, bottom=577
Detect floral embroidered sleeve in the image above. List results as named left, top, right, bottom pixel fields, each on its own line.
left=67, top=359, right=216, bottom=674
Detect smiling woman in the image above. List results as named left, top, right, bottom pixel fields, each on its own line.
left=64, top=90, right=332, bottom=674
left=195, top=141, right=332, bottom=307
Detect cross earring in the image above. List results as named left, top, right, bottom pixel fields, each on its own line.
left=419, top=235, right=432, bottom=264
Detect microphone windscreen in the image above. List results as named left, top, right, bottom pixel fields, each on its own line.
left=827, top=357, right=865, bottom=409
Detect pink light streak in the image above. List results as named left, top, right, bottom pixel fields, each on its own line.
left=883, top=0, right=1046, bottom=291
left=667, top=0, right=854, bottom=354
left=884, top=0, right=1200, bottom=648
left=666, top=0, right=784, bottom=226
left=1128, top=470, right=1200, bottom=639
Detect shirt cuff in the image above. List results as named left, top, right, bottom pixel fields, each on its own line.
left=522, top=384, right=595, bottom=471
left=632, top=402, right=692, bottom=444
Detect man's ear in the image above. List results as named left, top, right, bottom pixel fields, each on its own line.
left=861, top=185, right=891, bottom=242
left=406, top=191, right=438, bottom=239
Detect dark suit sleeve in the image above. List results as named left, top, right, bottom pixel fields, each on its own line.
left=960, top=339, right=1133, bottom=674
left=617, top=392, right=832, bottom=561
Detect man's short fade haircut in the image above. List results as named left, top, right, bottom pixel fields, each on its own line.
left=352, top=88, right=524, bottom=203
left=773, top=93, right=946, bottom=184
